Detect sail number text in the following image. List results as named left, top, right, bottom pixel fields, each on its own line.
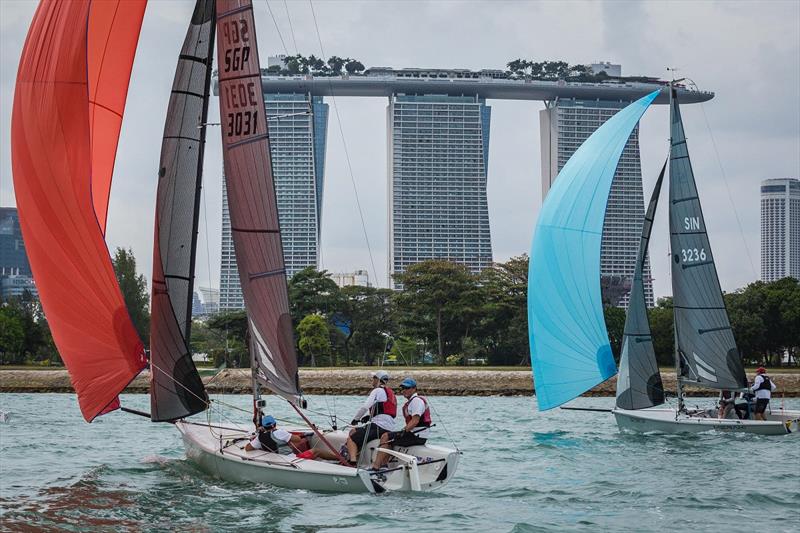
left=221, top=18, right=250, bottom=73
left=222, top=81, right=260, bottom=138
left=680, top=248, right=706, bottom=263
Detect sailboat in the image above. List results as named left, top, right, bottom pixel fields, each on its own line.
left=610, top=85, right=800, bottom=435
left=12, top=0, right=458, bottom=492
left=527, top=87, right=799, bottom=435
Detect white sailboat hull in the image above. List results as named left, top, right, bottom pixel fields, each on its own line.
left=612, top=407, right=800, bottom=436
left=176, top=421, right=459, bottom=493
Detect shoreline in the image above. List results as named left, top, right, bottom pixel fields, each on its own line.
left=2, top=369, right=799, bottom=397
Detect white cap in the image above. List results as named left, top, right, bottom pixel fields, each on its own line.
left=372, top=370, right=390, bottom=382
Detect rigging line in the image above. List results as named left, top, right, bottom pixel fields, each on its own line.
left=263, top=0, right=290, bottom=57
left=283, top=0, right=299, bottom=55
left=693, top=96, right=757, bottom=279
left=308, top=0, right=379, bottom=287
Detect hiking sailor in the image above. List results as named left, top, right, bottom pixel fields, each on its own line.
left=372, top=377, right=431, bottom=470
left=343, top=370, right=396, bottom=466
left=245, top=415, right=311, bottom=454
left=750, top=367, right=777, bottom=421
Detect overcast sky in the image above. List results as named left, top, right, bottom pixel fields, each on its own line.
left=1, top=0, right=798, bottom=298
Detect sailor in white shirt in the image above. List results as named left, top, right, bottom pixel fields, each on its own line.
left=245, top=415, right=311, bottom=454
left=344, top=370, right=397, bottom=466
left=372, top=377, right=432, bottom=470
left=750, top=367, right=777, bottom=421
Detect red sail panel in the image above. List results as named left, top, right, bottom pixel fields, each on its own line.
left=216, top=0, right=302, bottom=404
left=11, top=0, right=147, bottom=422
left=87, top=0, right=147, bottom=233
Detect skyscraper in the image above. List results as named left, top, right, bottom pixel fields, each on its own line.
left=0, top=207, right=37, bottom=300
left=388, top=94, right=492, bottom=288
left=219, top=92, right=329, bottom=310
left=540, top=98, right=654, bottom=307
left=761, top=178, right=800, bottom=282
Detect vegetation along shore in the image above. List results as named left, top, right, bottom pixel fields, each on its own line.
left=2, top=368, right=799, bottom=397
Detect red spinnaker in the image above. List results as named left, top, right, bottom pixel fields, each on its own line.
left=11, top=0, right=148, bottom=421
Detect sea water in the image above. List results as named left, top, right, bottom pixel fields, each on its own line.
left=0, top=393, right=798, bottom=532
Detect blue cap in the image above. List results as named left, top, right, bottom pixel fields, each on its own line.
left=400, top=377, right=417, bottom=389
left=260, top=415, right=277, bottom=428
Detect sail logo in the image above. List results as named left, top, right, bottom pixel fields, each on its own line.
left=692, top=353, right=718, bottom=382
left=684, top=217, right=700, bottom=230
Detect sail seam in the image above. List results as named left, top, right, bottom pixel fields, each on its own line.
left=673, top=305, right=726, bottom=310
left=218, top=4, right=250, bottom=18
left=177, top=54, right=208, bottom=65
left=672, top=196, right=698, bottom=204
left=671, top=231, right=705, bottom=235
left=249, top=269, right=286, bottom=280
left=163, top=135, right=201, bottom=142
left=670, top=155, right=690, bottom=161
left=682, top=260, right=712, bottom=269
left=228, top=133, right=268, bottom=149
left=218, top=72, right=260, bottom=83
left=171, top=89, right=205, bottom=99
left=164, top=274, right=192, bottom=282
left=698, top=326, right=731, bottom=334
left=232, top=227, right=280, bottom=234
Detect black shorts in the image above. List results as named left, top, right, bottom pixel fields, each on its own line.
left=350, top=424, right=387, bottom=449
left=389, top=431, right=427, bottom=448
left=754, top=398, right=769, bottom=414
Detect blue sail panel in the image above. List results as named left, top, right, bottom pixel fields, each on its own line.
left=528, top=90, right=659, bottom=411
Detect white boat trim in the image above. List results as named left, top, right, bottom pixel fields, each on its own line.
left=612, top=407, right=800, bottom=436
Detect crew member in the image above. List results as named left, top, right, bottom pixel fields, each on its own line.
left=750, top=367, right=777, bottom=421
left=245, top=415, right=312, bottom=455
left=372, top=377, right=431, bottom=470
left=343, top=370, right=396, bottom=466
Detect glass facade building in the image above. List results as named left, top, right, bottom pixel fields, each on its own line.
left=219, top=93, right=328, bottom=310
left=0, top=207, right=36, bottom=301
left=540, top=99, right=654, bottom=307
left=761, top=178, right=800, bottom=282
left=388, top=94, right=492, bottom=288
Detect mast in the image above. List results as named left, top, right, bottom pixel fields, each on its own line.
left=668, top=79, right=685, bottom=413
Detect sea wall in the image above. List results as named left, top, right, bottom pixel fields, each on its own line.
left=1, top=369, right=799, bottom=397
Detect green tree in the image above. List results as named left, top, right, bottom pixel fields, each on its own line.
left=344, top=59, right=365, bottom=74
left=204, top=310, right=248, bottom=367
left=0, top=306, right=25, bottom=364
left=288, top=267, right=341, bottom=327
left=327, top=55, right=346, bottom=75
left=297, top=314, right=330, bottom=367
left=648, top=297, right=674, bottom=366
left=603, top=305, right=626, bottom=363
left=338, top=285, right=396, bottom=366
left=474, top=255, right=529, bottom=365
left=112, top=247, right=150, bottom=346
left=394, top=260, right=477, bottom=364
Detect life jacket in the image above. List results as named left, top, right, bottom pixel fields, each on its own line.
left=755, top=375, right=772, bottom=391
left=371, top=386, right=397, bottom=418
left=402, top=394, right=432, bottom=428
left=258, top=431, right=291, bottom=454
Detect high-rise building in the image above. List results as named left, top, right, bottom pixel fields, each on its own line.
left=761, top=178, right=800, bottom=282
left=219, top=92, right=329, bottom=310
left=540, top=98, right=654, bottom=307
left=332, top=269, right=370, bottom=288
left=0, top=207, right=36, bottom=301
left=198, top=286, right=220, bottom=316
left=388, top=94, right=492, bottom=288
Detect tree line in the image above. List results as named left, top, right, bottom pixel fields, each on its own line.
left=2, top=249, right=798, bottom=369
left=263, top=54, right=366, bottom=77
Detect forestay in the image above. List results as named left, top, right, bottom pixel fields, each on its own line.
left=215, top=0, right=302, bottom=405
left=615, top=162, right=666, bottom=410
left=11, top=0, right=148, bottom=421
left=150, top=0, right=216, bottom=421
left=668, top=91, right=746, bottom=391
left=528, top=90, right=658, bottom=411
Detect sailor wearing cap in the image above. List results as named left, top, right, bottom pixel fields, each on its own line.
left=343, top=370, right=397, bottom=466
left=371, top=377, right=432, bottom=470
left=245, top=415, right=312, bottom=455
left=750, top=367, right=777, bottom=421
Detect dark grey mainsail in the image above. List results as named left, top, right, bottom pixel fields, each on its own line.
left=615, top=162, right=666, bottom=410
left=215, top=0, right=302, bottom=405
left=150, top=0, right=215, bottom=421
left=668, top=90, right=746, bottom=391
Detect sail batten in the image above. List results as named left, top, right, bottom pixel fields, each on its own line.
left=528, top=91, right=659, bottom=411
left=149, top=0, right=216, bottom=422
left=615, top=162, right=666, bottom=410
left=11, top=0, right=147, bottom=422
left=216, top=0, right=302, bottom=405
left=668, top=90, right=747, bottom=392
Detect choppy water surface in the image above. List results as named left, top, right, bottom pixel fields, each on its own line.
left=1, top=393, right=798, bottom=532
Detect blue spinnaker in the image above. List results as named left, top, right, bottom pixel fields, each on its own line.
left=528, top=90, right=659, bottom=411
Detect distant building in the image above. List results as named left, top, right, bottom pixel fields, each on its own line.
left=1, top=207, right=36, bottom=301
left=219, top=89, right=329, bottom=310
left=332, top=270, right=370, bottom=288
left=388, top=94, right=492, bottom=288
left=191, top=291, right=204, bottom=318
left=761, top=178, right=800, bottom=282
left=541, top=96, right=654, bottom=308
left=198, top=286, right=220, bottom=316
